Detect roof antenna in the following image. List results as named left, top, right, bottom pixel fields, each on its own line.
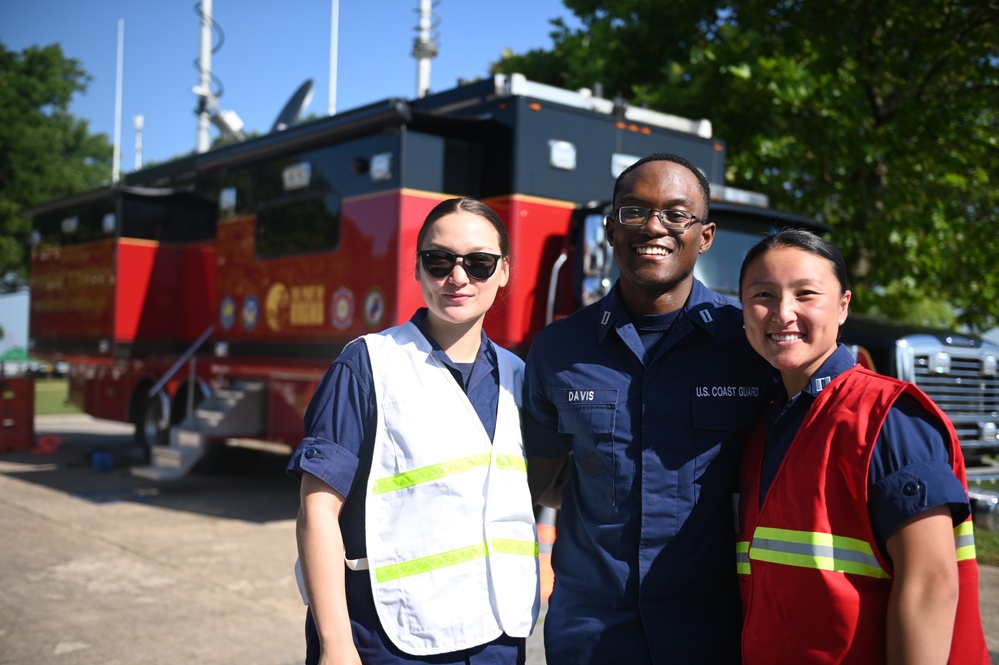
left=412, top=0, right=440, bottom=98
left=272, top=80, right=315, bottom=132
left=192, top=0, right=244, bottom=151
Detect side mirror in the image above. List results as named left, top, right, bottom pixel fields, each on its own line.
left=580, top=213, right=613, bottom=306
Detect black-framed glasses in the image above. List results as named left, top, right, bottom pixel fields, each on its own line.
left=616, top=206, right=702, bottom=231
left=419, top=250, right=502, bottom=280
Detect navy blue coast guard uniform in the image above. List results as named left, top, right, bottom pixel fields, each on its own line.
left=522, top=280, right=775, bottom=664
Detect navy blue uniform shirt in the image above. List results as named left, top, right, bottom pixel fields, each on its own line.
left=522, top=280, right=776, bottom=664
left=759, top=344, right=971, bottom=561
left=286, top=309, right=523, bottom=665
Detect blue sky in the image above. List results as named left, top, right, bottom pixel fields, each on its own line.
left=0, top=0, right=580, bottom=351
left=1, top=0, right=579, bottom=168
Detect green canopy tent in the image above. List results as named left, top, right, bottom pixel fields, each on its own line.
left=0, top=347, right=29, bottom=362
left=0, top=347, right=54, bottom=377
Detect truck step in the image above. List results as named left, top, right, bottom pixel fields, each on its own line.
left=213, top=380, right=266, bottom=403
left=130, top=428, right=206, bottom=480
left=131, top=464, right=189, bottom=481
left=184, top=380, right=267, bottom=438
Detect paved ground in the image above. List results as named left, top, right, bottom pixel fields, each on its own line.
left=0, top=415, right=547, bottom=665
left=1, top=415, right=996, bottom=664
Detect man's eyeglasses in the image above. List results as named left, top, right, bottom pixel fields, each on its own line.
left=616, top=206, right=702, bottom=231
left=420, top=250, right=502, bottom=280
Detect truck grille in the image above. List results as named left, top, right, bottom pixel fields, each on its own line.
left=911, top=352, right=999, bottom=450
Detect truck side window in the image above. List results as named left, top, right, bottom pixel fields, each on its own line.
left=255, top=191, right=342, bottom=258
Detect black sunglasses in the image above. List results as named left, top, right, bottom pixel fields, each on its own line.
left=419, top=249, right=502, bottom=280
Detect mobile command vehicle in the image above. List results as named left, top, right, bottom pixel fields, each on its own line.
left=25, top=74, right=999, bottom=482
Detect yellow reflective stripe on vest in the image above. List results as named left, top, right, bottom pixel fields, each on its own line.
left=371, top=452, right=527, bottom=495
left=749, top=526, right=891, bottom=579
left=735, top=540, right=751, bottom=575
left=495, top=454, right=528, bottom=473
left=490, top=538, right=539, bottom=557
left=955, top=520, right=976, bottom=561
left=374, top=539, right=537, bottom=583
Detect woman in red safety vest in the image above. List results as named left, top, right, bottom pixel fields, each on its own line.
left=735, top=228, right=988, bottom=665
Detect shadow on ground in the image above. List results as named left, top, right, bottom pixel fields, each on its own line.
left=0, top=422, right=299, bottom=524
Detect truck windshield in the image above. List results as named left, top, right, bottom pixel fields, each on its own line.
left=693, top=224, right=768, bottom=299
left=584, top=213, right=783, bottom=305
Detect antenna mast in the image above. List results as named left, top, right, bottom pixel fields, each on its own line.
left=192, top=0, right=244, bottom=150
left=133, top=115, right=144, bottom=171
left=329, top=0, right=339, bottom=115
left=196, top=0, right=213, bottom=153
left=412, top=0, right=439, bottom=98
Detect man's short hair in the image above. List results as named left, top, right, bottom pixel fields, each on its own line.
left=612, top=153, right=711, bottom=221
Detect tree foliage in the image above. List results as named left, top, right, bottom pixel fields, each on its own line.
left=0, top=43, right=112, bottom=290
left=495, top=0, right=999, bottom=332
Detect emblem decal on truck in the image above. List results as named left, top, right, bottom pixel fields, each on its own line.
left=265, top=284, right=289, bottom=331
left=331, top=287, right=355, bottom=331
left=364, top=289, right=385, bottom=328
left=220, top=296, right=236, bottom=331
left=242, top=294, right=260, bottom=331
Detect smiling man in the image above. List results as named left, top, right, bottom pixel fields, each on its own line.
left=522, top=153, right=776, bottom=664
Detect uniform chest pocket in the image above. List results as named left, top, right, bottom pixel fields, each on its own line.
left=554, top=389, right=619, bottom=435
left=691, top=396, right=764, bottom=432
left=690, top=395, right=766, bottom=504
left=554, top=389, right=619, bottom=500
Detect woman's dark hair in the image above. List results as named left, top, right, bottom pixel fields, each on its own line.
left=738, top=228, right=850, bottom=296
left=416, top=197, right=510, bottom=258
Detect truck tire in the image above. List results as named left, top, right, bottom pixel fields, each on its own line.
left=135, top=389, right=170, bottom=461
left=170, top=380, right=209, bottom=426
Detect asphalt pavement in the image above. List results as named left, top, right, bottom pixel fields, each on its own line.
left=0, top=415, right=547, bottom=665
left=1, top=415, right=996, bottom=664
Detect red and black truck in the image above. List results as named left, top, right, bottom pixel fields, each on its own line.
left=25, top=73, right=999, bottom=483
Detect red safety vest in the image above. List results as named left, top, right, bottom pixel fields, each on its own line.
left=736, top=366, right=988, bottom=665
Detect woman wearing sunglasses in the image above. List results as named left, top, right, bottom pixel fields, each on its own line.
left=734, top=228, right=987, bottom=664
left=289, top=197, right=539, bottom=665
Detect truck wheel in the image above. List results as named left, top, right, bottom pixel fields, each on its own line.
left=171, top=380, right=209, bottom=426
left=135, top=389, right=170, bottom=461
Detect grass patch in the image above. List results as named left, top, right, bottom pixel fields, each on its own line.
left=970, top=479, right=999, bottom=567
left=975, top=529, right=999, bottom=567
left=34, top=378, right=82, bottom=415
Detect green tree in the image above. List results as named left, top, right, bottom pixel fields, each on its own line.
left=0, top=42, right=112, bottom=291
left=495, top=0, right=999, bottom=332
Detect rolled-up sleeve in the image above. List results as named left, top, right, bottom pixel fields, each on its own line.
left=286, top=340, right=375, bottom=500
left=869, top=393, right=971, bottom=552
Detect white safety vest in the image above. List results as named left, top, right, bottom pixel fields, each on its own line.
left=360, top=322, right=539, bottom=655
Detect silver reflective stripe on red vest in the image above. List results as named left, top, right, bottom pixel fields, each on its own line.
left=738, top=522, right=975, bottom=576
left=955, top=520, right=977, bottom=561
